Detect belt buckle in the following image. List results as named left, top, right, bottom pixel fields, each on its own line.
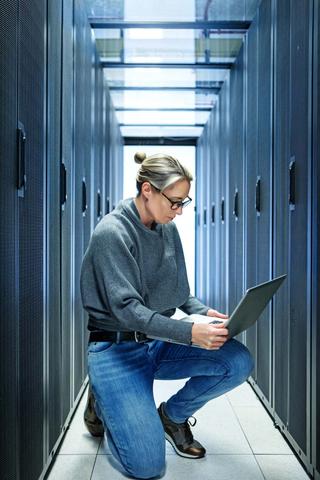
left=134, top=331, right=148, bottom=343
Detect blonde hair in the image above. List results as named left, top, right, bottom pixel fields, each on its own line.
left=134, top=152, right=193, bottom=194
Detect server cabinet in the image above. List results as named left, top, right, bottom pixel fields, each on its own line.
left=195, top=134, right=201, bottom=299
left=217, top=76, right=229, bottom=313
left=228, top=45, right=245, bottom=317
left=46, top=0, right=63, bottom=456
left=202, top=126, right=209, bottom=304
left=208, top=105, right=219, bottom=308
left=273, top=0, right=312, bottom=469
left=245, top=8, right=259, bottom=382
left=312, top=2, right=320, bottom=477
left=60, top=0, right=75, bottom=424
left=74, top=1, right=87, bottom=399
left=0, top=1, right=19, bottom=479
left=245, top=0, right=273, bottom=405
left=104, top=88, right=111, bottom=214
left=17, top=1, right=46, bottom=478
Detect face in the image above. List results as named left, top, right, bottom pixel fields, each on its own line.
left=142, top=178, right=191, bottom=224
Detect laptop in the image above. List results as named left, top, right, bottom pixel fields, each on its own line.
left=190, top=274, right=287, bottom=339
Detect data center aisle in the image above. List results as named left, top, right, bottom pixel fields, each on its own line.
left=46, top=381, right=309, bottom=480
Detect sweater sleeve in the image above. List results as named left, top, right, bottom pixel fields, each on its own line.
left=179, top=294, right=210, bottom=316
left=83, top=225, right=193, bottom=345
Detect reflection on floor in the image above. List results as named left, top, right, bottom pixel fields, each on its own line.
left=46, top=380, right=309, bottom=480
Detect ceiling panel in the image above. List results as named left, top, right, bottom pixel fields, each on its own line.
left=121, top=125, right=204, bottom=137
left=86, top=0, right=260, bottom=21
left=86, top=0, right=258, bottom=137
left=116, top=110, right=211, bottom=125
left=110, top=90, right=218, bottom=109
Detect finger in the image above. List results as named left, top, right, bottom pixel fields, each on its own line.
left=210, top=327, right=229, bottom=336
left=212, top=323, right=227, bottom=330
left=214, top=311, right=229, bottom=319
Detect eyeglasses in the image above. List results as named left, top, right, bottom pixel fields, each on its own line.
left=160, top=191, right=192, bottom=210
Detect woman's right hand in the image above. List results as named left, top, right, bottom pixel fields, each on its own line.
left=191, top=322, right=229, bottom=349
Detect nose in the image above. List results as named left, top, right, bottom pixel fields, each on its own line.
left=176, top=206, right=183, bottom=215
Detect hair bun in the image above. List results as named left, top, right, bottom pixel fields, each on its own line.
left=134, top=152, right=147, bottom=164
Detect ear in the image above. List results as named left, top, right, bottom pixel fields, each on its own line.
left=141, top=182, right=153, bottom=200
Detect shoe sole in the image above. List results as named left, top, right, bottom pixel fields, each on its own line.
left=164, top=433, right=205, bottom=459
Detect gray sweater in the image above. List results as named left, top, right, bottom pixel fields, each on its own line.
left=80, top=198, right=209, bottom=345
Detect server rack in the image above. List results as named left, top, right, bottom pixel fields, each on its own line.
left=218, top=75, right=229, bottom=314
left=208, top=106, right=219, bottom=308
left=273, top=0, right=312, bottom=469
left=0, top=1, right=20, bottom=478
left=312, top=3, right=320, bottom=477
left=195, top=0, right=318, bottom=475
left=0, top=0, right=123, bottom=478
left=228, top=45, right=245, bottom=317
left=245, top=0, right=273, bottom=407
left=46, top=0, right=63, bottom=458
left=203, top=126, right=209, bottom=305
left=17, top=1, right=46, bottom=478
left=195, top=133, right=205, bottom=302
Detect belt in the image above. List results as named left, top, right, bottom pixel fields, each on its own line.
left=89, top=330, right=149, bottom=344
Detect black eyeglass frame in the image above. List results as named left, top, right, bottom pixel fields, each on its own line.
left=153, top=186, right=192, bottom=210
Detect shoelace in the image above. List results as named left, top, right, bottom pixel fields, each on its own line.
left=187, top=416, right=197, bottom=427
left=182, top=416, right=197, bottom=443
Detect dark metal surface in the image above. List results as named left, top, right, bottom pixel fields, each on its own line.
left=0, top=1, right=19, bottom=479
left=46, top=0, right=63, bottom=457
left=312, top=2, right=320, bottom=475
left=17, top=0, right=46, bottom=478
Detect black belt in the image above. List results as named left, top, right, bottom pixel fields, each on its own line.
left=89, top=330, right=149, bottom=344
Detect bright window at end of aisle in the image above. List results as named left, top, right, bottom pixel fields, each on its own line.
left=124, top=146, right=196, bottom=294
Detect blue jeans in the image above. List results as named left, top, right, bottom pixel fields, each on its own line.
left=88, top=338, right=254, bottom=479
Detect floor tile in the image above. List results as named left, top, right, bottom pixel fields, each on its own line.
left=93, top=454, right=265, bottom=480
left=226, top=381, right=261, bottom=407
left=255, top=455, right=310, bottom=480
left=232, top=405, right=293, bottom=454
left=91, top=454, right=130, bottom=479
left=46, top=454, right=96, bottom=480
left=193, top=397, right=252, bottom=454
left=46, top=379, right=310, bottom=480
left=58, top=387, right=102, bottom=454
left=165, top=454, right=265, bottom=480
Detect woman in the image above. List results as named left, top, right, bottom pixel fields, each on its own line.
left=80, top=152, right=254, bottom=479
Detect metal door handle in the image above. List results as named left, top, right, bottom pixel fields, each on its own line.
left=233, top=189, right=239, bottom=219
left=17, top=121, right=26, bottom=194
left=289, top=158, right=296, bottom=209
left=97, top=190, right=102, bottom=219
left=82, top=179, right=87, bottom=215
left=211, top=203, right=215, bottom=224
left=255, top=176, right=261, bottom=214
left=60, top=162, right=67, bottom=207
left=221, top=198, right=225, bottom=222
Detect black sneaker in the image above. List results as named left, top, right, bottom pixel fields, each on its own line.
left=158, top=402, right=206, bottom=459
left=83, top=386, right=104, bottom=437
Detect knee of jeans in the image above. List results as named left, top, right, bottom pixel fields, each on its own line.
left=231, top=342, right=254, bottom=382
left=124, top=441, right=165, bottom=480
left=126, top=453, right=165, bottom=479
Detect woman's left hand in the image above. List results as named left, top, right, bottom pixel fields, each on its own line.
left=207, top=309, right=229, bottom=320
